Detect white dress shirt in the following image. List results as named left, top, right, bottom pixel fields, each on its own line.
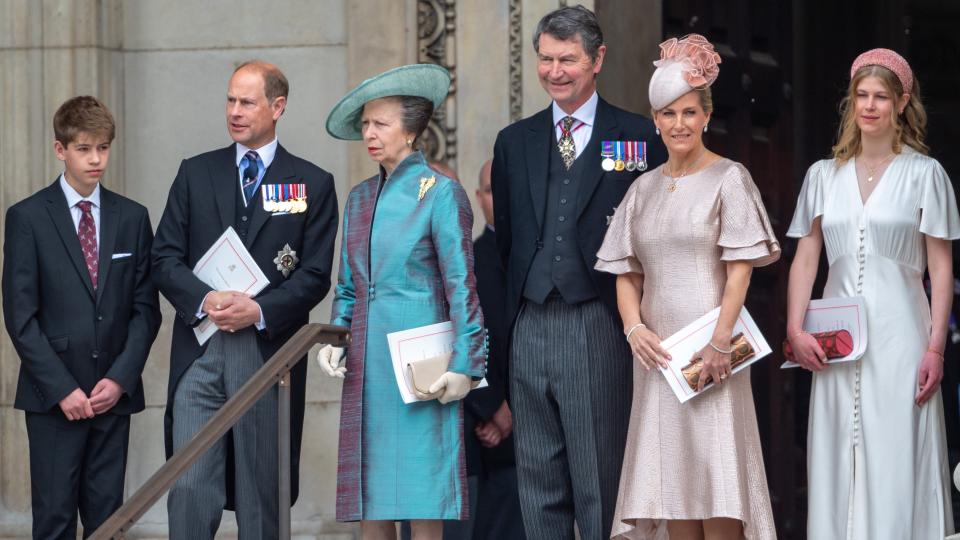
left=59, top=174, right=101, bottom=246
left=552, top=91, right=598, bottom=160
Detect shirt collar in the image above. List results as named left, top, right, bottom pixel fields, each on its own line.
left=235, top=137, right=279, bottom=169
left=552, top=91, right=598, bottom=128
left=59, top=174, right=101, bottom=209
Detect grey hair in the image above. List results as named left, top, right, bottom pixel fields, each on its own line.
left=532, top=5, right=604, bottom=61
left=394, top=95, right=434, bottom=141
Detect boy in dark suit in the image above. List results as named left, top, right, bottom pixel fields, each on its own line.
left=2, top=96, right=161, bottom=539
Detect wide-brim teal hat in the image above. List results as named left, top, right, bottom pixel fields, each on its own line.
left=325, top=64, right=451, bottom=141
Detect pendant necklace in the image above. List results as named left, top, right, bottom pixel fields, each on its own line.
left=860, top=153, right=895, bottom=183
left=665, top=149, right=708, bottom=192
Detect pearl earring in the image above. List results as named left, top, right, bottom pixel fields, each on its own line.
left=655, top=128, right=660, bottom=135
left=704, top=124, right=709, bottom=133
left=406, top=139, right=413, bottom=146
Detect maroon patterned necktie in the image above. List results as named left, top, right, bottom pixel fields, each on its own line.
left=76, top=200, right=98, bottom=290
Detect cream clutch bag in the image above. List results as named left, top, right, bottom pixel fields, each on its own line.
left=405, top=352, right=481, bottom=401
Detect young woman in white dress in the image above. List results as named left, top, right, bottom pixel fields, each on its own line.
left=786, top=48, right=959, bottom=540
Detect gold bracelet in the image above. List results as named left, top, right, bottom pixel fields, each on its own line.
left=788, top=329, right=807, bottom=340
left=927, top=348, right=945, bottom=360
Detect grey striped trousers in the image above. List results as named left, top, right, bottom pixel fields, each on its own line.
left=167, top=329, right=279, bottom=540
left=511, top=296, right=633, bottom=540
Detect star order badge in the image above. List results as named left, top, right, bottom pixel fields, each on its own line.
left=273, top=244, right=299, bottom=278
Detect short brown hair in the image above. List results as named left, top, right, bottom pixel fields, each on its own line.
left=234, top=60, right=290, bottom=102
left=53, top=96, right=116, bottom=146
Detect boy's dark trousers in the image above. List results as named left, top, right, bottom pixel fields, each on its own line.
left=25, top=412, right=130, bottom=538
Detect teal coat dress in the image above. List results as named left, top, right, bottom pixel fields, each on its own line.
left=331, top=151, right=486, bottom=521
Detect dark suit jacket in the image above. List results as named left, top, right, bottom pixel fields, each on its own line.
left=3, top=180, right=161, bottom=415
left=151, top=142, right=338, bottom=505
left=491, top=97, right=666, bottom=324
left=465, top=227, right=517, bottom=471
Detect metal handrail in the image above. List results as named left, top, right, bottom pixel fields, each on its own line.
left=90, top=323, right=351, bottom=540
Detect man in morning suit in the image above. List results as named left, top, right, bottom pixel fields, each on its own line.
left=490, top=6, right=666, bottom=539
left=152, top=61, right=338, bottom=539
left=2, top=96, right=161, bottom=539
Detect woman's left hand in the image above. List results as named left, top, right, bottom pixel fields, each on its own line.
left=429, top=372, right=473, bottom=404
left=694, top=342, right=733, bottom=392
left=915, top=350, right=945, bottom=406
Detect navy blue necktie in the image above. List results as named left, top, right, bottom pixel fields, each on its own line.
left=242, top=150, right=261, bottom=205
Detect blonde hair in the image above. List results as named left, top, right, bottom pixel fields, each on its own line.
left=832, top=65, right=928, bottom=163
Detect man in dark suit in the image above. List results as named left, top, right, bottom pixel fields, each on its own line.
left=469, top=159, right=526, bottom=540
left=152, top=61, right=338, bottom=539
left=2, top=95, right=161, bottom=539
left=491, top=6, right=666, bottom=539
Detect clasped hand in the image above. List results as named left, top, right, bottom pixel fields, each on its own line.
left=59, top=378, right=123, bottom=420
left=475, top=400, right=512, bottom=448
left=203, top=291, right=261, bottom=332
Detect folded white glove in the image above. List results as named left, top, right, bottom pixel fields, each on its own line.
left=428, top=371, right=472, bottom=404
left=316, top=345, right=346, bottom=378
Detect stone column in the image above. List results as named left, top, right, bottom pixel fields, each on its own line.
left=0, top=1, right=124, bottom=535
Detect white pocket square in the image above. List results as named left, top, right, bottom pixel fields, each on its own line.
left=111, top=253, right=132, bottom=260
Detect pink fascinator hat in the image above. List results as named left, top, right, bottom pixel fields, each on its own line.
left=648, top=34, right=721, bottom=111
left=850, top=48, right=913, bottom=92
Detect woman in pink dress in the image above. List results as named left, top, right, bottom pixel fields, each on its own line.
left=595, top=35, right=779, bottom=540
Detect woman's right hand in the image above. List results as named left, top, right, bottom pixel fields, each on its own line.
left=628, top=326, right=671, bottom=370
left=788, top=331, right=827, bottom=372
left=317, top=345, right=347, bottom=378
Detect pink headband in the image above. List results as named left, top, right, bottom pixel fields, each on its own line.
left=850, top=48, right=913, bottom=92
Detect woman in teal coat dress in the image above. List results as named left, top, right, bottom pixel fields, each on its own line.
left=319, top=64, right=486, bottom=539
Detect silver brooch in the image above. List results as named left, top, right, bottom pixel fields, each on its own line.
left=273, top=244, right=299, bottom=278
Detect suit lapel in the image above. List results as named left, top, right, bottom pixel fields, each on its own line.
left=245, top=143, right=296, bottom=249
left=44, top=181, right=95, bottom=299
left=212, top=144, right=238, bottom=232
left=95, top=189, right=119, bottom=304
left=576, top=98, right=619, bottom=219
left=526, top=107, right=553, bottom=230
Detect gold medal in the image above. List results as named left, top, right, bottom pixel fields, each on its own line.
left=614, top=159, right=625, bottom=172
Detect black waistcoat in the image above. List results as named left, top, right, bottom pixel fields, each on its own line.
left=235, top=175, right=258, bottom=241
left=522, top=137, right=598, bottom=304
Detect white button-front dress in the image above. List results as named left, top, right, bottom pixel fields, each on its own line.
left=788, top=148, right=960, bottom=540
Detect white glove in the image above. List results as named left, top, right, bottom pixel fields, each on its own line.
left=428, top=372, right=472, bottom=404
left=316, top=345, right=346, bottom=378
